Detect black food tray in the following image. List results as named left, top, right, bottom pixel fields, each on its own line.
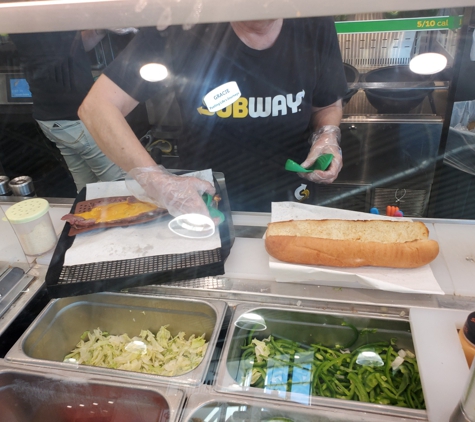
left=45, top=175, right=234, bottom=298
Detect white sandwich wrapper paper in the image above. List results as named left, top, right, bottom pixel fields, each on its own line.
left=63, top=170, right=221, bottom=267
left=269, top=202, right=444, bottom=295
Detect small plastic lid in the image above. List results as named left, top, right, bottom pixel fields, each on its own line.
left=5, top=198, right=50, bottom=224
left=463, top=311, right=475, bottom=345
left=168, top=213, right=215, bottom=238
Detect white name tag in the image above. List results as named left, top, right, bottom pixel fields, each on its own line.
left=203, top=81, right=241, bottom=112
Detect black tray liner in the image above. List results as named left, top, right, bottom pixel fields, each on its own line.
left=46, top=176, right=234, bottom=298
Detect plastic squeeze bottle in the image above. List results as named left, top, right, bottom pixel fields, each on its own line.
left=459, top=311, right=475, bottom=368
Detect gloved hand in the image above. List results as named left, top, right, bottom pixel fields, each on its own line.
left=126, top=165, right=216, bottom=218
left=299, top=125, right=343, bottom=184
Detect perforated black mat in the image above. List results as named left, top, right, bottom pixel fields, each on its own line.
left=46, top=176, right=234, bottom=298
left=58, top=250, right=222, bottom=283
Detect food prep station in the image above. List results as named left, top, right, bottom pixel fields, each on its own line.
left=1, top=192, right=475, bottom=422
left=0, top=2, right=475, bottom=422
left=0, top=8, right=471, bottom=219
left=0, top=363, right=185, bottom=422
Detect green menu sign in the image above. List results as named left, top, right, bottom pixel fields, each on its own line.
left=335, top=15, right=463, bottom=34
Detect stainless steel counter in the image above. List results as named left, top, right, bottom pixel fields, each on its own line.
left=1, top=197, right=474, bottom=422
left=1, top=197, right=475, bottom=338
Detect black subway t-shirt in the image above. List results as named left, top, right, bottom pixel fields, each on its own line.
left=105, top=18, right=347, bottom=211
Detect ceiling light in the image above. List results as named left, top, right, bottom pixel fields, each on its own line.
left=409, top=53, right=447, bottom=75
left=139, top=63, right=168, bottom=82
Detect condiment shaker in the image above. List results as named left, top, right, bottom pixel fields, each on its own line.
left=0, top=175, right=12, bottom=195
left=451, top=314, right=475, bottom=422
left=450, top=363, right=475, bottom=421
left=5, top=198, right=57, bottom=256
left=459, top=312, right=475, bottom=368
left=9, top=175, right=35, bottom=196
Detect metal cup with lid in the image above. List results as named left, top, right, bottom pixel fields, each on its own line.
left=0, top=175, right=12, bottom=196
left=9, top=176, right=35, bottom=196
left=5, top=198, right=57, bottom=256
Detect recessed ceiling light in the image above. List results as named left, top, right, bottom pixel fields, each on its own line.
left=409, top=53, right=447, bottom=75
left=139, top=63, right=168, bottom=82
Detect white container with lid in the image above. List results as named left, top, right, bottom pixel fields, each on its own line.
left=5, top=198, right=57, bottom=256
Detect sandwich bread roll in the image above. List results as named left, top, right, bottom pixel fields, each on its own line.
left=265, top=219, right=439, bottom=268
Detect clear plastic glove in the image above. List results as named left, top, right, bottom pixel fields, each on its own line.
left=126, top=165, right=215, bottom=218
left=299, top=125, right=343, bottom=184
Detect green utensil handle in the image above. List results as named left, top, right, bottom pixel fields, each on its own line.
left=202, top=193, right=225, bottom=224
left=285, top=153, right=333, bottom=173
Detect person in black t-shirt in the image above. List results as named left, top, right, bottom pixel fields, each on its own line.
left=9, top=31, right=126, bottom=192
left=79, top=18, right=347, bottom=214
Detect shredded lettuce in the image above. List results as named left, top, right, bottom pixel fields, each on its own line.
left=63, top=326, right=208, bottom=376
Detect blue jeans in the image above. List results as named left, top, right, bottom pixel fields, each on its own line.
left=37, top=119, right=126, bottom=192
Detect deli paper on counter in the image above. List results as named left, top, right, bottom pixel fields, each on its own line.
left=63, top=171, right=221, bottom=267
left=268, top=202, right=444, bottom=295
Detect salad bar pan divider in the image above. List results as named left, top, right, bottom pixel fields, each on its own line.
left=180, top=387, right=427, bottom=422
left=214, top=303, right=426, bottom=420
left=0, top=361, right=186, bottom=422
left=5, top=292, right=227, bottom=388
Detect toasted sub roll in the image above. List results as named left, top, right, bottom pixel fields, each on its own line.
left=265, top=219, right=439, bottom=268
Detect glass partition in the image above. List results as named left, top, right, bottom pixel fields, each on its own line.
left=0, top=2, right=473, bottom=218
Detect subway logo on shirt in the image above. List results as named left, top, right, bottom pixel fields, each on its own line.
left=197, top=90, right=305, bottom=118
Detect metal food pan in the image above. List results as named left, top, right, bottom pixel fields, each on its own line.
left=181, top=388, right=426, bottom=422
left=215, top=303, right=425, bottom=420
left=5, top=292, right=226, bottom=387
left=0, top=363, right=184, bottom=422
